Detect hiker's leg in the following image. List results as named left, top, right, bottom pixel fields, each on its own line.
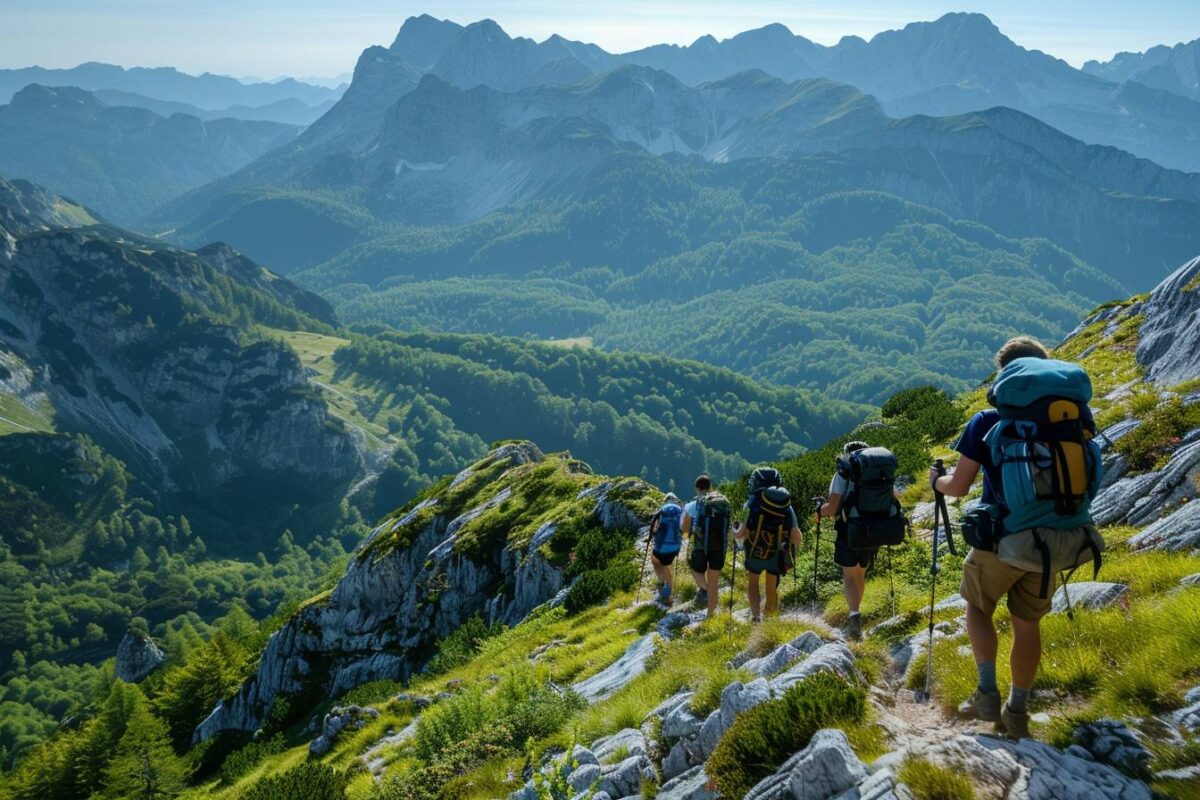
left=1009, top=614, right=1041, bottom=689
left=965, top=601, right=998, bottom=665
left=706, top=568, right=720, bottom=616
left=764, top=574, right=779, bottom=616
left=746, top=573, right=761, bottom=619
left=842, top=565, right=866, bottom=614
left=651, top=555, right=668, bottom=585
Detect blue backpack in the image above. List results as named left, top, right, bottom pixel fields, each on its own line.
left=984, top=357, right=1105, bottom=596
left=653, top=503, right=683, bottom=555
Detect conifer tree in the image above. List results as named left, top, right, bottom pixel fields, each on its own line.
left=102, top=691, right=186, bottom=800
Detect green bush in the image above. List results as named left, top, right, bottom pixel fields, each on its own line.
left=240, top=762, right=347, bottom=800
left=218, top=733, right=286, bottom=784
left=706, top=672, right=867, bottom=798
left=689, top=668, right=754, bottom=718
left=1114, top=396, right=1200, bottom=471
left=898, top=757, right=977, bottom=800
left=881, top=385, right=962, bottom=444
left=424, top=615, right=506, bottom=677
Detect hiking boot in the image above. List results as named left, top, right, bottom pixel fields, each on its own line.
left=846, top=614, right=862, bottom=641
left=658, top=584, right=672, bottom=605
left=695, top=588, right=708, bottom=608
left=958, top=689, right=1002, bottom=723
left=1001, top=704, right=1030, bottom=739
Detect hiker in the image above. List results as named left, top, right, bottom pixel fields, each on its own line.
left=682, top=475, right=730, bottom=618
left=819, top=441, right=905, bottom=640
left=733, top=467, right=801, bottom=621
left=931, top=336, right=1103, bottom=739
left=647, top=493, right=684, bottom=606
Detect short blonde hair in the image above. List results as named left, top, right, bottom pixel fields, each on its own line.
left=995, top=336, right=1051, bottom=369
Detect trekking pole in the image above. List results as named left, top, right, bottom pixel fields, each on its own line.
left=921, top=459, right=949, bottom=701
left=727, top=521, right=738, bottom=627
left=887, top=545, right=897, bottom=618
left=635, top=524, right=653, bottom=604
left=811, top=497, right=824, bottom=605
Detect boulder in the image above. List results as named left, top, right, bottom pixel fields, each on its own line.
left=591, top=728, right=647, bottom=762
left=570, top=744, right=600, bottom=768
left=741, top=643, right=803, bottom=678
left=856, top=767, right=915, bottom=800
left=656, top=765, right=717, bottom=800
left=566, top=763, right=602, bottom=793
left=309, top=705, right=379, bottom=756
left=1181, top=573, right=1200, bottom=588
left=598, top=755, right=655, bottom=798
left=1071, top=719, right=1151, bottom=779
left=771, top=642, right=858, bottom=691
left=114, top=631, right=165, bottom=683
left=1171, top=686, right=1200, bottom=733
left=1051, top=582, right=1129, bottom=613
left=661, top=701, right=704, bottom=740
left=744, top=729, right=867, bottom=800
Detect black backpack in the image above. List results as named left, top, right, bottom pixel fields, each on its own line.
left=836, top=447, right=906, bottom=550
left=748, top=467, right=783, bottom=497
left=746, top=485, right=793, bottom=563
left=695, top=491, right=731, bottom=553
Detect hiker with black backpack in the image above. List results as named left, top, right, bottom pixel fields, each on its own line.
left=818, top=441, right=906, bottom=640
left=682, top=475, right=731, bottom=619
left=733, top=467, right=802, bottom=622
left=646, top=493, right=684, bottom=606
left=932, top=336, right=1104, bottom=740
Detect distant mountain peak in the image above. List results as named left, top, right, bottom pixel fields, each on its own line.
left=10, top=83, right=104, bottom=111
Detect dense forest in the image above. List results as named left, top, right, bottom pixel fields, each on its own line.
left=310, top=179, right=1124, bottom=404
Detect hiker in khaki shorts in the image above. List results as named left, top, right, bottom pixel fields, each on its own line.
left=930, top=337, right=1054, bottom=740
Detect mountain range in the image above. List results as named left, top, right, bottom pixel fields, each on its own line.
left=0, top=85, right=301, bottom=225
left=1085, top=37, right=1200, bottom=101
left=0, top=61, right=344, bottom=110
left=368, top=13, right=1200, bottom=174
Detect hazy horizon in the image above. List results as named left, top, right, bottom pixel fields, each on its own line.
left=3, top=1, right=1199, bottom=81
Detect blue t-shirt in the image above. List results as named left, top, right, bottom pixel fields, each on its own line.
left=954, top=410, right=1003, bottom=504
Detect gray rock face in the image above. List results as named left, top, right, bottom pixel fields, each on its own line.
left=740, top=631, right=826, bottom=677
left=1181, top=573, right=1200, bottom=588
left=1092, top=435, right=1200, bottom=530
left=1128, top=496, right=1200, bottom=552
left=744, top=729, right=867, bottom=800
left=923, top=734, right=1153, bottom=800
left=1051, top=582, right=1130, bottom=613
left=195, top=446, right=651, bottom=741
left=1136, top=255, right=1200, bottom=386
left=598, top=755, right=656, bottom=798
left=309, top=705, right=379, bottom=756
left=572, top=634, right=658, bottom=702
left=1072, top=719, right=1151, bottom=779
left=114, top=631, right=165, bottom=683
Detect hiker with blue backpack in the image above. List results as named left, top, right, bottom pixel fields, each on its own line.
left=932, top=337, right=1104, bottom=739
left=733, top=467, right=802, bottom=622
left=818, top=441, right=907, bottom=640
left=646, top=493, right=684, bottom=606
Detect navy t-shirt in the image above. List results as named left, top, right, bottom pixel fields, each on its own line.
left=954, top=410, right=1004, bottom=505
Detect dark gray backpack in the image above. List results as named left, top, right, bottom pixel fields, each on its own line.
left=836, top=447, right=906, bottom=550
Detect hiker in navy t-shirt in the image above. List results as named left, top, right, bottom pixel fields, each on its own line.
left=930, top=336, right=1054, bottom=741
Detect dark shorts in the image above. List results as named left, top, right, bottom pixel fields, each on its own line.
left=834, top=524, right=877, bottom=569
left=744, top=549, right=791, bottom=577
left=688, top=529, right=726, bottom=573
left=652, top=550, right=677, bottom=566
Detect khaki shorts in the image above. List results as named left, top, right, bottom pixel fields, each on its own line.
left=959, top=548, right=1052, bottom=622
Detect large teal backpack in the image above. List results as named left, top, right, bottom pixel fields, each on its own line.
left=984, top=357, right=1105, bottom=596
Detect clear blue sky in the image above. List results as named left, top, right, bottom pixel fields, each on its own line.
left=3, top=1, right=1199, bottom=79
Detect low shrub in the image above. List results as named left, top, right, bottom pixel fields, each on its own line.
left=898, top=757, right=977, bottom=800
left=424, top=616, right=505, bottom=676
left=706, top=672, right=866, bottom=798
left=689, top=667, right=754, bottom=718
left=218, top=733, right=285, bottom=784
left=240, top=762, right=347, bottom=800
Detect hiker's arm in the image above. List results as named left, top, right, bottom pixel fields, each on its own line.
left=681, top=514, right=692, bottom=536
left=819, top=493, right=841, bottom=518
left=930, top=457, right=981, bottom=498
left=732, top=521, right=746, bottom=540
left=789, top=526, right=802, bottom=547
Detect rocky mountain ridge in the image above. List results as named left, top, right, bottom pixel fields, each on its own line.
left=0, top=84, right=301, bottom=225
left=0, top=178, right=362, bottom=545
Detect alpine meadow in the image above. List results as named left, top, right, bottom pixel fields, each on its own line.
left=2, top=4, right=1200, bottom=800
